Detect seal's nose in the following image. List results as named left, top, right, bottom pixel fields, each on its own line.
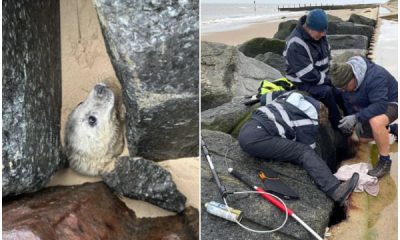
left=95, top=84, right=106, bottom=95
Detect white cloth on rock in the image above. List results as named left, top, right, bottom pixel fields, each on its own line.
left=334, top=163, right=379, bottom=196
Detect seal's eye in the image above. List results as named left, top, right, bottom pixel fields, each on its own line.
left=88, top=116, right=97, bottom=126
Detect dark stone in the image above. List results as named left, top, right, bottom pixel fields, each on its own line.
left=201, top=97, right=257, bottom=134
left=201, top=41, right=282, bottom=111
left=102, top=157, right=187, bottom=213
left=331, top=49, right=368, bottom=63
left=93, top=0, right=199, bottom=160
left=2, top=0, right=62, bottom=197
left=255, top=52, right=286, bottom=75
left=3, top=183, right=198, bottom=240
left=238, top=37, right=286, bottom=57
left=348, top=13, right=377, bottom=27
left=327, top=35, right=369, bottom=50
left=273, top=18, right=374, bottom=41
left=273, top=20, right=297, bottom=40
left=327, top=21, right=374, bottom=41
left=327, top=14, right=344, bottom=22
left=201, top=130, right=333, bottom=240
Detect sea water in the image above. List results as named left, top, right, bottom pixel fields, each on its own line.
left=201, top=0, right=388, bottom=33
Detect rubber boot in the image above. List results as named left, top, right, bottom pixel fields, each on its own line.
left=328, top=173, right=359, bottom=206
left=368, top=158, right=392, bottom=178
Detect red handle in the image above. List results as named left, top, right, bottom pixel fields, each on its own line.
left=256, top=187, right=293, bottom=216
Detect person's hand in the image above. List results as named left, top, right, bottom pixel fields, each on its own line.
left=338, top=115, right=357, bottom=133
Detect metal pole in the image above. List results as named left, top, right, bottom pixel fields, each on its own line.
left=201, top=137, right=228, bottom=198
left=229, top=168, right=324, bottom=240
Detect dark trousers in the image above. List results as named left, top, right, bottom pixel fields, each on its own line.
left=238, top=119, right=340, bottom=192
left=297, top=84, right=345, bottom=130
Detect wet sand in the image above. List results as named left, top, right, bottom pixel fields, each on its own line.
left=47, top=0, right=199, bottom=218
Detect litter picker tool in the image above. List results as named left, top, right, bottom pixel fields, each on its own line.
left=201, top=136, right=228, bottom=198
left=229, top=168, right=324, bottom=240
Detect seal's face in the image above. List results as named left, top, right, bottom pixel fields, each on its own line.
left=65, top=82, right=125, bottom=176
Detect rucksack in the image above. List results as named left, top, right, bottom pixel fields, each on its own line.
left=257, top=77, right=295, bottom=97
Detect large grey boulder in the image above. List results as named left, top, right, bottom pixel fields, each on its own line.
left=201, top=130, right=334, bottom=240
left=273, top=19, right=297, bottom=40
left=328, top=21, right=374, bottom=41
left=201, top=97, right=257, bottom=134
left=238, top=37, right=286, bottom=57
left=102, top=157, right=187, bottom=213
left=331, top=49, right=368, bottom=63
left=327, top=35, right=369, bottom=50
left=201, top=41, right=282, bottom=111
left=93, top=0, right=199, bottom=160
left=348, top=13, right=376, bottom=27
left=2, top=0, right=62, bottom=197
left=255, top=52, right=286, bottom=75
left=327, top=14, right=344, bottom=22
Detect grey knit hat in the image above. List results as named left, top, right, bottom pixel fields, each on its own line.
left=330, top=62, right=354, bottom=88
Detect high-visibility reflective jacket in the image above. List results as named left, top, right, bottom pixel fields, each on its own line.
left=253, top=91, right=321, bottom=149
left=283, top=15, right=331, bottom=86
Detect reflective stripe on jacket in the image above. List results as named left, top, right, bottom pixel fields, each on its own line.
left=252, top=91, right=320, bottom=149
left=284, top=15, right=331, bottom=86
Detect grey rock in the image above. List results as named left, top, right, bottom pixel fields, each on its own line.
left=327, top=35, right=369, bottom=50
left=102, top=157, right=186, bottom=213
left=272, top=15, right=342, bottom=40
left=331, top=49, right=368, bottom=63
left=327, top=14, right=344, bottom=22
left=328, top=21, right=374, bottom=41
left=348, top=13, right=376, bottom=27
left=238, top=37, right=286, bottom=57
left=93, top=0, right=199, bottom=160
left=201, top=41, right=282, bottom=111
left=201, top=130, right=333, bottom=240
left=274, top=18, right=374, bottom=41
left=201, top=97, right=257, bottom=134
left=273, top=20, right=297, bottom=40
left=2, top=0, right=62, bottom=197
left=255, top=52, right=286, bottom=75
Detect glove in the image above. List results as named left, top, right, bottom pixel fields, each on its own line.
left=354, top=122, right=364, bottom=137
left=338, top=115, right=357, bottom=133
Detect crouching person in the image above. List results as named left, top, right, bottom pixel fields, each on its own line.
left=330, top=56, right=398, bottom=178
left=238, top=91, right=359, bottom=205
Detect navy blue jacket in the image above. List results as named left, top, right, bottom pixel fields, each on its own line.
left=284, top=16, right=331, bottom=86
left=253, top=91, right=320, bottom=149
left=343, top=57, right=398, bottom=122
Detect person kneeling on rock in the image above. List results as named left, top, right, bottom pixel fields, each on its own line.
left=330, top=56, right=398, bottom=178
left=238, top=91, right=359, bottom=206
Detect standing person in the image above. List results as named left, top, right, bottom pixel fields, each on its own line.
left=330, top=56, right=398, bottom=178
left=283, top=9, right=344, bottom=129
left=238, top=91, right=359, bottom=205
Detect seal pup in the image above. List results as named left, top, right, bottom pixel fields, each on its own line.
left=64, top=80, right=125, bottom=176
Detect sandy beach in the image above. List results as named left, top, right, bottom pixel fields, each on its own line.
left=47, top=0, right=199, bottom=218
left=201, top=8, right=378, bottom=45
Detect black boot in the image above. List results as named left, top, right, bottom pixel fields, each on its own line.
left=368, top=159, right=392, bottom=178
left=328, top=173, right=359, bottom=206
